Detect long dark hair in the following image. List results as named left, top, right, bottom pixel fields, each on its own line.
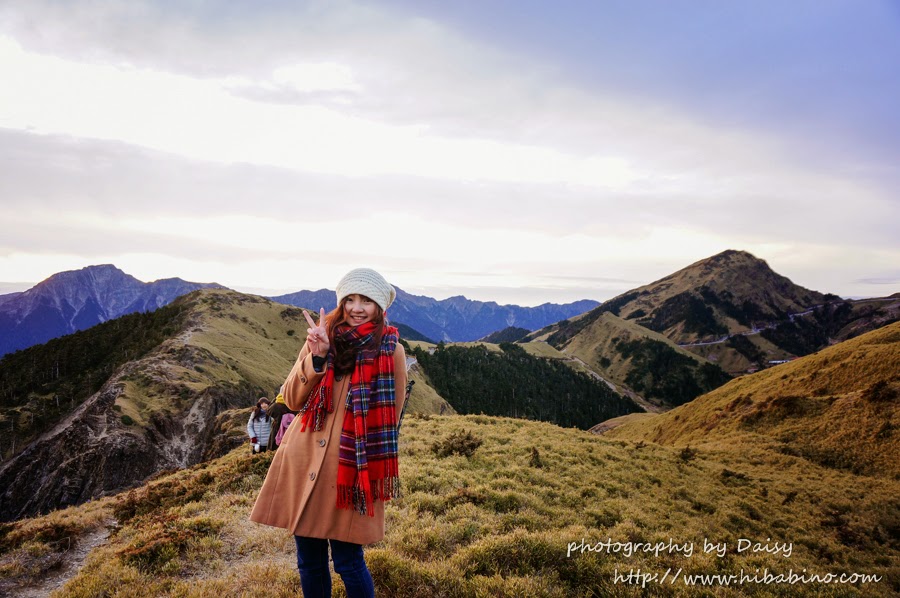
left=324, top=296, right=386, bottom=375
left=252, top=398, right=270, bottom=421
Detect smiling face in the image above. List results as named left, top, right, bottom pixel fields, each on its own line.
left=342, top=294, right=379, bottom=327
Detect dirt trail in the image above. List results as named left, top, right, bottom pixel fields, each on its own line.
left=14, top=523, right=112, bottom=598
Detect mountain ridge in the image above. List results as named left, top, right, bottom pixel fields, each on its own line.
left=610, top=250, right=828, bottom=341
left=270, top=286, right=600, bottom=342
left=0, top=265, right=224, bottom=358
left=529, top=249, right=898, bottom=377
left=1, top=265, right=601, bottom=357
left=0, top=289, right=300, bottom=520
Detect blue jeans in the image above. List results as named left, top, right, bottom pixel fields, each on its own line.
left=294, top=536, right=375, bottom=598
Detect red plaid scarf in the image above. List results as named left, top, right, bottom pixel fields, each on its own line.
left=300, top=321, right=400, bottom=515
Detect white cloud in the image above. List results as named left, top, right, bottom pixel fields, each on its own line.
left=0, top=1, right=898, bottom=304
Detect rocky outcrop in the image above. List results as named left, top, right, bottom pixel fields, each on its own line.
left=0, top=378, right=147, bottom=521
left=0, top=364, right=245, bottom=522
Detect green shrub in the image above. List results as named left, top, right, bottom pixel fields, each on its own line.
left=678, top=446, right=698, bottom=463
left=118, top=514, right=224, bottom=574
left=431, top=430, right=483, bottom=458
left=528, top=447, right=543, bottom=468
left=0, top=519, right=81, bottom=552
left=864, top=380, right=897, bottom=402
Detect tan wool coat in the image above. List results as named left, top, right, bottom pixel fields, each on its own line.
left=249, top=341, right=407, bottom=545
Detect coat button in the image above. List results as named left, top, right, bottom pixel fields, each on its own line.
left=309, top=472, right=316, bottom=481
left=318, top=439, right=326, bottom=447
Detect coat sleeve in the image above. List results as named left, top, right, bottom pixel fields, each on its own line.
left=246, top=414, right=255, bottom=439
left=394, top=342, right=408, bottom=422
left=283, top=343, right=326, bottom=412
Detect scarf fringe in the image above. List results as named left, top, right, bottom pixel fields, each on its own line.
left=337, top=476, right=402, bottom=516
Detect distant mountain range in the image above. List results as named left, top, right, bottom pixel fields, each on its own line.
left=0, top=265, right=223, bottom=358
left=269, top=287, right=600, bottom=343
left=4, top=254, right=897, bottom=384
left=0, top=266, right=599, bottom=358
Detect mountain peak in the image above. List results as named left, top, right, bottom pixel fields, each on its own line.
left=704, top=249, right=767, bottom=268
left=568, top=250, right=829, bottom=367
left=40, top=263, right=132, bottom=284
left=663, top=249, right=775, bottom=284
left=710, top=248, right=758, bottom=261
left=0, top=265, right=224, bottom=357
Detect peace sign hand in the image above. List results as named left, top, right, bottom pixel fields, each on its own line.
left=302, top=308, right=330, bottom=357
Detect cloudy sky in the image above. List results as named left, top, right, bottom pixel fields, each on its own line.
left=1, top=0, right=898, bottom=305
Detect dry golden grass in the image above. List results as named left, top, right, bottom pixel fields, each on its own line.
left=188, top=291, right=308, bottom=394
left=518, top=341, right=568, bottom=360
left=407, top=340, right=437, bottom=352
left=0, top=496, right=115, bottom=595
left=606, top=321, right=900, bottom=478
left=1, top=407, right=895, bottom=597
left=2, top=313, right=897, bottom=597
left=407, top=364, right=456, bottom=416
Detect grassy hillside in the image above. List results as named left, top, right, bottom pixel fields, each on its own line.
left=0, top=290, right=452, bottom=453
left=406, top=362, right=456, bottom=417
left=97, top=291, right=315, bottom=440
left=1, top=412, right=897, bottom=596
left=528, top=311, right=730, bottom=409
left=605, top=321, right=900, bottom=479
left=2, top=291, right=897, bottom=596
left=687, top=333, right=792, bottom=375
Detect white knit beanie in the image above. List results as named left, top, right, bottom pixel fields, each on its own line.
left=335, top=268, right=396, bottom=312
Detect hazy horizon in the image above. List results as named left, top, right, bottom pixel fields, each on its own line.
left=0, top=255, right=893, bottom=308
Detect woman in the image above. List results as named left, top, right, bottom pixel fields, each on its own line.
left=250, top=268, right=407, bottom=598
left=246, top=397, right=271, bottom=453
